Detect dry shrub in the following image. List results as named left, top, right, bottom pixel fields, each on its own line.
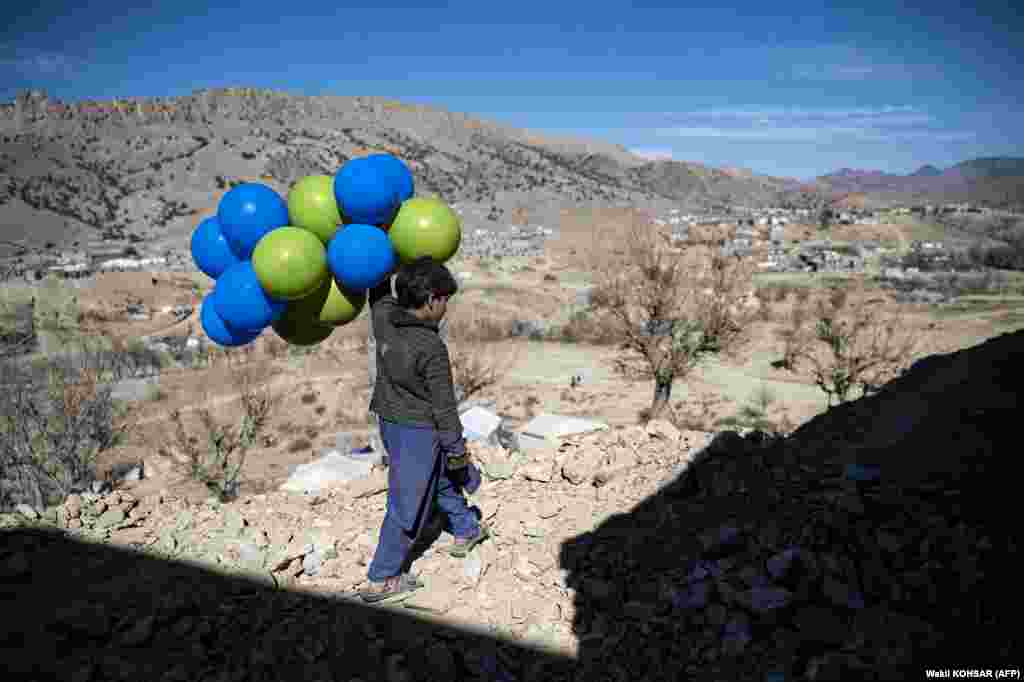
left=168, top=359, right=277, bottom=501
left=661, top=391, right=727, bottom=432
left=449, top=341, right=520, bottom=402
left=286, top=438, right=312, bottom=453
left=559, top=309, right=621, bottom=345
left=446, top=307, right=513, bottom=343
left=713, top=384, right=796, bottom=436
left=773, top=304, right=810, bottom=371
left=0, top=346, right=133, bottom=510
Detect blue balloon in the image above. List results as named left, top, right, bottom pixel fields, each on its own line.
left=201, top=294, right=261, bottom=347
left=334, top=157, right=401, bottom=226
left=327, top=224, right=397, bottom=292
left=191, top=216, right=241, bottom=279
left=213, top=261, right=287, bottom=332
left=218, top=183, right=290, bottom=260
left=366, top=153, right=414, bottom=203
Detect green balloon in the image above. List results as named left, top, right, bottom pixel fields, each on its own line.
left=288, top=276, right=366, bottom=327
left=271, top=313, right=333, bottom=346
left=288, top=175, right=342, bottom=243
left=252, top=226, right=328, bottom=301
left=388, top=197, right=462, bottom=264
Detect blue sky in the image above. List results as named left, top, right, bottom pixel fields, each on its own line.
left=2, top=0, right=1022, bottom=180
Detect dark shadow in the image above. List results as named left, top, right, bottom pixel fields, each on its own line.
left=2, top=524, right=573, bottom=682
left=560, top=329, right=1022, bottom=681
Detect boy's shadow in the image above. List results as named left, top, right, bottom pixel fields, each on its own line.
left=402, top=504, right=483, bottom=570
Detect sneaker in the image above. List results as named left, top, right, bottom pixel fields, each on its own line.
left=447, top=523, right=491, bottom=558
left=357, top=573, right=423, bottom=604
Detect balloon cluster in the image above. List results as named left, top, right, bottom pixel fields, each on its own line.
left=190, top=154, right=462, bottom=347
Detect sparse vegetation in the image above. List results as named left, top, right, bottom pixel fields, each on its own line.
left=445, top=307, right=513, bottom=343
left=286, top=437, right=313, bottom=453
left=715, top=385, right=796, bottom=436
left=168, top=358, right=276, bottom=501
left=0, top=343, right=132, bottom=510
left=558, top=308, right=621, bottom=345
left=659, top=391, right=725, bottom=431
left=448, top=340, right=519, bottom=403
left=777, top=282, right=918, bottom=407
left=818, top=207, right=833, bottom=231
left=589, top=214, right=758, bottom=421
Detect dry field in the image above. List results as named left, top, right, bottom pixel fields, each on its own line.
left=47, top=207, right=1019, bottom=503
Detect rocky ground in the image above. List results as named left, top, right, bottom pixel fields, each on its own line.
left=1, top=328, right=1020, bottom=681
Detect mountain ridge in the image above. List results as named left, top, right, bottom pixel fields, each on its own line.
left=1, top=87, right=1021, bottom=257
left=815, top=156, right=1024, bottom=207
left=0, top=87, right=804, bottom=254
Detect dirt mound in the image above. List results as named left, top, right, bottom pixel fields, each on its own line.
left=563, top=328, right=1022, bottom=679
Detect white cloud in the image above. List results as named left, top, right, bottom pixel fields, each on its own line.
left=670, top=105, right=928, bottom=123
left=766, top=44, right=934, bottom=82
left=630, top=147, right=675, bottom=160
left=654, top=105, right=974, bottom=144
left=656, top=125, right=976, bottom=143
left=788, top=63, right=879, bottom=81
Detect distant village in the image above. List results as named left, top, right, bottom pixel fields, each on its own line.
left=652, top=202, right=1013, bottom=275
left=1, top=242, right=177, bottom=284
left=2, top=199, right=1016, bottom=286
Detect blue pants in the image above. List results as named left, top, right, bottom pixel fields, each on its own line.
left=367, top=418, right=480, bottom=582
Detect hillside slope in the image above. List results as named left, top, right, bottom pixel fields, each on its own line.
left=0, top=88, right=794, bottom=255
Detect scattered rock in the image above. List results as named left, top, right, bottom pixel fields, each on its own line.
left=279, top=450, right=374, bottom=494
left=15, top=503, right=38, bottom=520
left=97, top=508, right=127, bottom=528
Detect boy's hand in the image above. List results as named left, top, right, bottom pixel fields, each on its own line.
left=447, top=457, right=482, bottom=495
left=447, top=453, right=470, bottom=470
left=446, top=444, right=474, bottom=471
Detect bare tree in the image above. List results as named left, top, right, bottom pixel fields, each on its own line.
left=778, top=283, right=918, bottom=407
left=588, top=214, right=758, bottom=421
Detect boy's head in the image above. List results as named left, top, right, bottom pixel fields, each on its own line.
left=396, top=256, right=458, bottom=322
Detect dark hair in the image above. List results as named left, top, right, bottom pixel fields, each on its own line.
left=396, top=256, right=458, bottom=309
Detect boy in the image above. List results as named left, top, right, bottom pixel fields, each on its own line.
left=359, top=256, right=487, bottom=603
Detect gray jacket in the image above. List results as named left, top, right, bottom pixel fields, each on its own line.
left=367, top=282, right=463, bottom=455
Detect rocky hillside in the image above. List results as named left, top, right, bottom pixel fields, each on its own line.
left=0, top=88, right=794, bottom=256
